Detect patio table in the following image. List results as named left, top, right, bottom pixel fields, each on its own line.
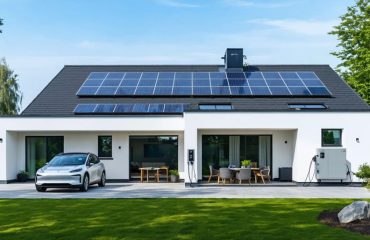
left=139, top=167, right=160, bottom=182
left=229, top=167, right=260, bottom=183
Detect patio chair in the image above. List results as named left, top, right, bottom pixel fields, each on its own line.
left=208, top=165, right=219, bottom=183
left=236, top=168, right=252, bottom=185
left=255, top=166, right=271, bottom=184
left=218, top=168, right=232, bottom=184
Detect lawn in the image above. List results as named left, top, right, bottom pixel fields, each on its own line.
left=0, top=199, right=368, bottom=240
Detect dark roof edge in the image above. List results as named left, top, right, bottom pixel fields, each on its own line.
left=328, top=67, right=370, bottom=106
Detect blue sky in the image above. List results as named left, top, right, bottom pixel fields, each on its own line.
left=0, top=0, right=353, bottom=110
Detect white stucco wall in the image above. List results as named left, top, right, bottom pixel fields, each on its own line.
left=0, top=116, right=184, bottom=181
left=183, top=112, right=370, bottom=183
left=0, top=112, right=369, bottom=183
left=195, top=129, right=295, bottom=180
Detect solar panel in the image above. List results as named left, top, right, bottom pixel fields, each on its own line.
left=74, top=104, right=97, bottom=113
left=77, top=71, right=331, bottom=97
left=74, top=103, right=189, bottom=114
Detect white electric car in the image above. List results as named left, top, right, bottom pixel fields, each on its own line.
left=35, top=152, right=106, bottom=192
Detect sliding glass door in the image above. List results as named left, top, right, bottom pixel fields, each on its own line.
left=26, top=136, right=64, bottom=178
left=202, top=135, right=272, bottom=177
left=129, top=136, right=178, bottom=179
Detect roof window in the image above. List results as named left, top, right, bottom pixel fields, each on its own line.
left=288, top=104, right=327, bottom=110
left=199, top=104, right=233, bottom=110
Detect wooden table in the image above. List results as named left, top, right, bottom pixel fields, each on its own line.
left=229, top=167, right=260, bottom=183
left=139, top=167, right=160, bottom=182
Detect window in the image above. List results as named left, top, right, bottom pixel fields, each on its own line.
left=98, top=136, right=112, bottom=158
left=199, top=104, right=233, bottom=110
left=26, top=136, right=64, bottom=178
left=322, top=129, right=342, bottom=146
left=289, top=104, right=327, bottom=110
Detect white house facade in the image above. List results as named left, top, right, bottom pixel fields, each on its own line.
left=0, top=49, right=369, bottom=184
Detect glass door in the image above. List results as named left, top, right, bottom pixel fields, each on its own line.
left=26, top=136, right=64, bottom=178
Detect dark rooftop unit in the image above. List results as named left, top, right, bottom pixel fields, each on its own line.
left=222, top=48, right=244, bottom=72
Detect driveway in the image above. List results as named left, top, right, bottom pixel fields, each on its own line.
left=0, top=183, right=369, bottom=198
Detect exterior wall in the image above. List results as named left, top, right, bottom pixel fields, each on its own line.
left=183, top=112, right=370, bottom=183
left=0, top=112, right=369, bottom=183
left=196, top=129, right=295, bottom=180
left=5, top=132, right=19, bottom=180
left=0, top=116, right=184, bottom=181
left=13, top=131, right=183, bottom=181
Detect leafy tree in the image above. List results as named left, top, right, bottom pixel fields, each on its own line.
left=355, top=163, right=370, bottom=185
left=329, top=0, right=370, bottom=104
left=0, top=59, right=22, bottom=115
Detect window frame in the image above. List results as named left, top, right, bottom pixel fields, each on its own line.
left=98, top=135, right=113, bottom=159
left=288, top=103, right=327, bottom=110
left=321, top=129, right=343, bottom=147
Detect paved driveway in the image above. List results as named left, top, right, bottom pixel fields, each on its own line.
left=0, top=183, right=369, bottom=198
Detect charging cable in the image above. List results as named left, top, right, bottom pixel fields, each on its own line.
left=303, top=155, right=317, bottom=186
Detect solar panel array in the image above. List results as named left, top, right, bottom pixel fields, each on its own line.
left=74, top=103, right=189, bottom=114
left=76, top=71, right=331, bottom=97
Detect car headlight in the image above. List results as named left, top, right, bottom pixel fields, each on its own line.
left=70, top=168, right=83, bottom=173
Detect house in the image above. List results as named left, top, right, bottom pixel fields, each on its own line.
left=0, top=48, right=369, bottom=184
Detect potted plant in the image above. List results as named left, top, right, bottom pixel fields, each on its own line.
left=17, top=170, right=29, bottom=182
left=355, top=163, right=370, bottom=187
left=241, top=160, right=251, bottom=168
left=169, top=169, right=179, bottom=183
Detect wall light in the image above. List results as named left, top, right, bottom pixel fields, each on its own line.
left=356, top=138, right=360, bottom=143
left=284, top=140, right=288, bottom=144
left=0, top=138, right=3, bottom=143
left=118, top=146, right=122, bottom=149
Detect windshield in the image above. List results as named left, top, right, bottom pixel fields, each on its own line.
left=48, top=154, right=87, bottom=166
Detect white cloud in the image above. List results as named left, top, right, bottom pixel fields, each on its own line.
left=247, top=19, right=339, bottom=36
left=156, top=0, right=199, bottom=8
left=224, top=0, right=294, bottom=8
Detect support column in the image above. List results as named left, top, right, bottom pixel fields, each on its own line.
left=0, top=130, right=6, bottom=182
left=184, top=128, right=198, bottom=183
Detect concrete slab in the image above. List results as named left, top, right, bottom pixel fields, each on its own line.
left=0, top=183, right=369, bottom=199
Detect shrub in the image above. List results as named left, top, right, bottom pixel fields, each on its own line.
left=241, top=160, right=251, bottom=167
left=355, top=163, right=370, bottom=185
left=169, top=169, right=179, bottom=176
left=16, top=170, right=29, bottom=182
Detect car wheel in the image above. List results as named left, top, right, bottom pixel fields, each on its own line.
left=98, top=172, right=106, bottom=187
left=35, top=185, right=46, bottom=192
left=80, top=174, right=89, bottom=192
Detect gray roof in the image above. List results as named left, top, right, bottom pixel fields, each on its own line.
left=21, top=64, right=369, bottom=116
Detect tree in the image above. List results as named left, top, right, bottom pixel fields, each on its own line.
left=329, top=0, right=370, bottom=104
left=0, top=18, right=3, bottom=33
left=0, top=59, right=22, bottom=115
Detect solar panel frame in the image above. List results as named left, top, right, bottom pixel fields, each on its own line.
left=77, top=87, right=99, bottom=95
left=77, top=71, right=331, bottom=97
left=74, top=103, right=189, bottom=114
left=106, top=72, right=125, bottom=80
left=74, top=104, right=97, bottom=113
left=94, top=104, right=116, bottom=113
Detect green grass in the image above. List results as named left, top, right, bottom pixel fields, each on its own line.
left=0, top=199, right=369, bottom=240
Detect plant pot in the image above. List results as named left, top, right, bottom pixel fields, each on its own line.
left=170, top=175, right=179, bottom=183
left=17, top=175, right=28, bottom=182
